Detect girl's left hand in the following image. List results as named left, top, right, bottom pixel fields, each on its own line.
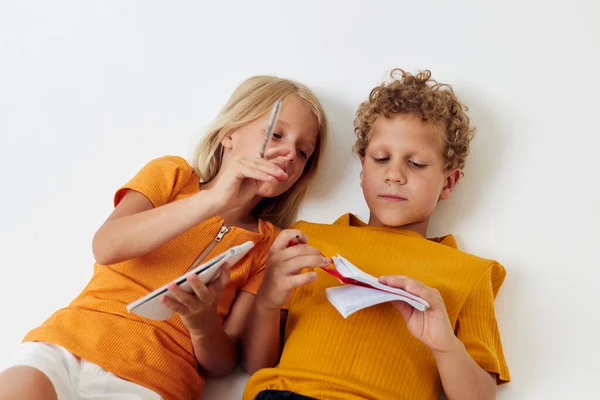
left=161, top=264, right=231, bottom=335
left=378, top=275, right=460, bottom=354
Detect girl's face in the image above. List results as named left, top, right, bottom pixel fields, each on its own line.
left=222, top=95, right=319, bottom=197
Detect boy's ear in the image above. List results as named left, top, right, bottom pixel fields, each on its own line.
left=359, top=157, right=365, bottom=188
left=439, top=168, right=461, bottom=201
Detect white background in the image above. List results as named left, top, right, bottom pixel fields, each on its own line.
left=1, top=1, right=599, bottom=399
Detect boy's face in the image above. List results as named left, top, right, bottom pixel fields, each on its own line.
left=360, top=114, right=460, bottom=235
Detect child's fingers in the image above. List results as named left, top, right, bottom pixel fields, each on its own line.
left=241, top=158, right=287, bottom=179
left=263, top=147, right=292, bottom=160
left=281, top=254, right=330, bottom=275
left=235, top=163, right=278, bottom=183
left=186, top=274, right=211, bottom=303
left=390, top=300, right=415, bottom=322
left=160, top=295, right=188, bottom=315
left=167, top=282, right=200, bottom=311
left=380, top=276, right=443, bottom=309
left=271, top=229, right=307, bottom=251
left=283, top=271, right=317, bottom=291
left=240, top=158, right=288, bottom=180
left=379, top=275, right=410, bottom=288
left=379, top=276, right=427, bottom=295
left=279, top=243, right=322, bottom=262
left=208, top=264, right=231, bottom=293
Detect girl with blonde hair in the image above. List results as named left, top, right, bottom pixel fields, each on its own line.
left=0, top=75, right=328, bottom=400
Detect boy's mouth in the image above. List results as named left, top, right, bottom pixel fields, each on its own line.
left=379, top=194, right=407, bottom=202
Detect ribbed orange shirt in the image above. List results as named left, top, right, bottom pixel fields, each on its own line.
left=24, top=156, right=280, bottom=400
left=244, top=214, right=510, bottom=400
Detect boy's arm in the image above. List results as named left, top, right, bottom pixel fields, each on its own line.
left=434, top=340, right=497, bottom=400
left=241, top=301, right=287, bottom=374
left=378, top=276, right=498, bottom=400
left=241, top=229, right=326, bottom=374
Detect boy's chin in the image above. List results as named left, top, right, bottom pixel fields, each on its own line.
left=370, top=210, right=416, bottom=228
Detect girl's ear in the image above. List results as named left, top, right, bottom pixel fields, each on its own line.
left=439, top=168, right=461, bottom=201
left=221, top=133, right=234, bottom=150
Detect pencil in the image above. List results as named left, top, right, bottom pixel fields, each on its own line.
left=259, top=98, right=283, bottom=158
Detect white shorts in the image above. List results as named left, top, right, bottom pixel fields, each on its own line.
left=0, top=342, right=163, bottom=400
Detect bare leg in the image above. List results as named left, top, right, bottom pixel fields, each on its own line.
left=0, top=366, right=57, bottom=400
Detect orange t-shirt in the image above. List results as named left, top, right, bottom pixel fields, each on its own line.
left=244, top=214, right=510, bottom=400
left=24, top=156, right=280, bottom=400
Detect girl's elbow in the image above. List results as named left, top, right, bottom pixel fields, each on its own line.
left=92, top=233, right=119, bottom=265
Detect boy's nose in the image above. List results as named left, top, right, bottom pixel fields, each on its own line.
left=385, top=168, right=406, bottom=184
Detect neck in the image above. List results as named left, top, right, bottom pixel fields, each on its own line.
left=221, top=195, right=262, bottom=227
left=201, top=176, right=263, bottom=228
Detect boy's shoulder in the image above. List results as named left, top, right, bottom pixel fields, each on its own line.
left=293, top=213, right=504, bottom=277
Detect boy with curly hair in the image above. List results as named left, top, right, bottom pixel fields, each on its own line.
left=241, top=69, right=510, bottom=400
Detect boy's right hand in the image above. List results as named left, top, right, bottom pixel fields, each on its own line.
left=256, top=229, right=330, bottom=311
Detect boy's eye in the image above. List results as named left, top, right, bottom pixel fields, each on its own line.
left=373, top=157, right=389, bottom=163
left=272, top=132, right=283, bottom=139
left=409, top=160, right=426, bottom=168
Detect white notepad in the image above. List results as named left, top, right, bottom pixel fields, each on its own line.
left=323, top=255, right=429, bottom=318
left=126, top=241, right=254, bottom=321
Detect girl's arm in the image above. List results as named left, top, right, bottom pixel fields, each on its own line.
left=191, top=290, right=257, bottom=377
left=92, top=150, right=289, bottom=265
left=92, top=190, right=221, bottom=265
left=162, top=275, right=260, bottom=376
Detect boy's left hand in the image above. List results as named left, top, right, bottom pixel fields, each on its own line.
left=378, top=275, right=460, bottom=355
left=161, top=264, right=231, bottom=335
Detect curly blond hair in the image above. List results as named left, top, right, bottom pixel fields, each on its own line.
left=353, top=69, right=474, bottom=171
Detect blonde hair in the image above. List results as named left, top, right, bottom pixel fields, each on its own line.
left=191, top=75, right=328, bottom=228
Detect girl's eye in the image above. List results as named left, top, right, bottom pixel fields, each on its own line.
left=373, top=157, right=389, bottom=163
left=272, top=132, right=283, bottom=139
left=409, top=160, right=426, bottom=168
left=297, top=149, right=308, bottom=159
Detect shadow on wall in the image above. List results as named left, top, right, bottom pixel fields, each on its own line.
left=428, top=86, right=512, bottom=238
left=301, top=84, right=521, bottom=239
left=307, top=92, right=358, bottom=198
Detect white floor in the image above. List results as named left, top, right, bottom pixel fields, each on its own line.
left=201, top=367, right=250, bottom=399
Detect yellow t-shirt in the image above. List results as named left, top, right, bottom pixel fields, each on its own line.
left=244, top=213, right=510, bottom=400
left=25, top=156, right=280, bottom=400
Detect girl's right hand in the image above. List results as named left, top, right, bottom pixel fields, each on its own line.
left=207, top=148, right=291, bottom=214
left=256, top=229, right=331, bottom=311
